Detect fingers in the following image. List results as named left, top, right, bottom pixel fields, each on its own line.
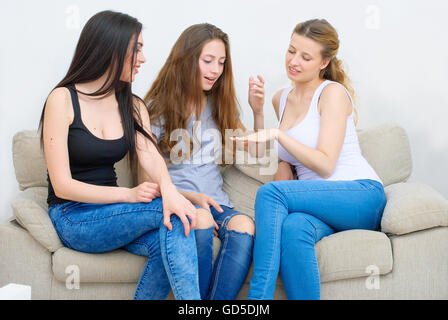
left=163, top=211, right=173, bottom=231
left=209, top=198, right=223, bottom=213
left=178, top=213, right=191, bottom=237
left=249, top=75, right=265, bottom=88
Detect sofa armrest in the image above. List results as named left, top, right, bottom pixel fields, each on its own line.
left=381, top=182, right=448, bottom=235
left=11, top=188, right=63, bottom=253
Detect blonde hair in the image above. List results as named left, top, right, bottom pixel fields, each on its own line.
left=294, top=19, right=358, bottom=124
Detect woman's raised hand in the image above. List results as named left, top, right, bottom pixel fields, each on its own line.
left=248, top=75, right=265, bottom=115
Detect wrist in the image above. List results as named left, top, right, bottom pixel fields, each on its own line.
left=160, top=181, right=177, bottom=194
left=123, top=187, right=133, bottom=203
left=253, top=110, right=264, bottom=117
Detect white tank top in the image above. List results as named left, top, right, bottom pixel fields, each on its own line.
left=275, top=80, right=382, bottom=184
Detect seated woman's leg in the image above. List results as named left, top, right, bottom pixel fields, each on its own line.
left=194, top=208, right=216, bottom=299
left=48, top=198, right=201, bottom=300
left=124, top=230, right=171, bottom=300
left=207, top=208, right=255, bottom=300
left=248, top=179, right=386, bottom=300
left=280, top=212, right=334, bottom=300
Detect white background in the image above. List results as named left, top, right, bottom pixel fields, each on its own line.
left=1, top=0, right=447, bottom=222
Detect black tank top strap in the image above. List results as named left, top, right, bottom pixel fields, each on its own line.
left=66, top=84, right=82, bottom=128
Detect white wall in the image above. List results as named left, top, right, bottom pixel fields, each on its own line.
left=1, top=0, right=447, bottom=222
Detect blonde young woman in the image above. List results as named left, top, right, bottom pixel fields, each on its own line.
left=142, top=23, right=265, bottom=299
left=234, top=19, right=387, bottom=300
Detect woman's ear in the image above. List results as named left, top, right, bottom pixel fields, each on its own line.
left=320, top=58, right=331, bottom=70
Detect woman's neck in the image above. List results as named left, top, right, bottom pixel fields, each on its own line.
left=292, top=77, right=325, bottom=100
left=75, top=71, right=116, bottom=98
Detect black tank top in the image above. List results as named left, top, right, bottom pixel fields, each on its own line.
left=47, top=84, right=129, bottom=206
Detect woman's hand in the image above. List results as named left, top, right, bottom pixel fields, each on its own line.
left=160, top=183, right=197, bottom=237
left=231, top=128, right=279, bottom=145
left=189, top=192, right=223, bottom=213
left=127, top=182, right=161, bottom=203
left=248, top=75, right=265, bottom=115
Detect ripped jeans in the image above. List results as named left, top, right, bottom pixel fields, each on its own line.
left=195, top=205, right=254, bottom=300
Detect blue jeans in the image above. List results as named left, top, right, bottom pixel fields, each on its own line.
left=194, top=206, right=254, bottom=300
left=48, top=197, right=201, bottom=300
left=248, top=179, right=387, bottom=300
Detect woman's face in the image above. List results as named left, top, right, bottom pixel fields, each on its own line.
left=285, top=33, right=329, bottom=83
left=120, top=32, right=146, bottom=83
left=198, top=39, right=226, bottom=91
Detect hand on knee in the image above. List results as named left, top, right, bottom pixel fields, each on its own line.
left=227, top=215, right=255, bottom=235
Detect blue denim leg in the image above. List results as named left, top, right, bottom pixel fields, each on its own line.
left=194, top=226, right=214, bottom=299
left=123, top=230, right=171, bottom=300
left=280, top=212, right=334, bottom=300
left=48, top=198, right=201, bottom=300
left=204, top=206, right=254, bottom=300
left=248, top=179, right=386, bottom=300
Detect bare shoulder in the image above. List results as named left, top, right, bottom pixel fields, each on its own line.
left=133, top=95, right=151, bottom=127
left=272, top=88, right=285, bottom=119
left=45, top=87, right=74, bottom=124
left=319, top=83, right=352, bottom=116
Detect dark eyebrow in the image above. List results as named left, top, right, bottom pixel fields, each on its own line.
left=137, top=42, right=143, bottom=47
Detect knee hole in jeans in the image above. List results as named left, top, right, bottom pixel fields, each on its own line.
left=227, top=215, right=255, bottom=235
left=195, top=208, right=215, bottom=229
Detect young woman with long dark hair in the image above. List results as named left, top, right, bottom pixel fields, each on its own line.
left=39, top=10, right=201, bottom=300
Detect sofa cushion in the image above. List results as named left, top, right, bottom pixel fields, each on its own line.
left=52, top=229, right=392, bottom=284
left=11, top=187, right=63, bottom=252
left=52, top=247, right=146, bottom=283
left=12, top=130, right=136, bottom=190
left=315, top=229, right=392, bottom=283
left=357, top=122, right=412, bottom=186
left=12, top=131, right=47, bottom=191
left=222, top=165, right=263, bottom=218
left=381, top=182, right=448, bottom=235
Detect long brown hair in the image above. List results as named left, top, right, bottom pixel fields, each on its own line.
left=144, top=23, right=244, bottom=165
left=294, top=19, right=358, bottom=124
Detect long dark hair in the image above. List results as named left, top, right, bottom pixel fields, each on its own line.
left=38, top=10, right=158, bottom=168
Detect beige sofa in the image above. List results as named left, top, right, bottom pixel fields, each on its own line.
left=1, top=122, right=447, bottom=299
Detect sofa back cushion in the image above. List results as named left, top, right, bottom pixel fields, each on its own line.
left=12, top=123, right=411, bottom=191
left=12, top=130, right=136, bottom=191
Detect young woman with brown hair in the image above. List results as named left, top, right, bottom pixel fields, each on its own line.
left=143, top=23, right=264, bottom=299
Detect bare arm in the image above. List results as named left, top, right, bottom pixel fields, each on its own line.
left=233, top=84, right=352, bottom=179
left=134, top=100, right=197, bottom=235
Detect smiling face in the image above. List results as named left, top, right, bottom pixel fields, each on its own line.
left=285, top=33, right=330, bottom=83
left=120, top=32, right=146, bottom=83
left=198, top=39, right=226, bottom=91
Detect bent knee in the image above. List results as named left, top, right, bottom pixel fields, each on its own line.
left=227, top=215, right=255, bottom=235
left=195, top=208, right=215, bottom=229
